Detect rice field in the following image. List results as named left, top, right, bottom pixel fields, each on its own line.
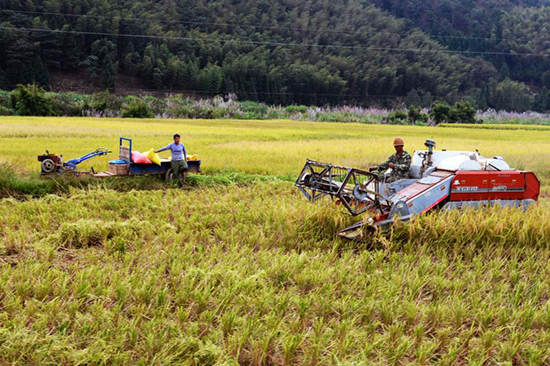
left=1, top=116, right=549, bottom=183
left=1, top=116, right=550, bottom=364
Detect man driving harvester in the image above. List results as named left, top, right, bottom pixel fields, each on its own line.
left=370, top=137, right=412, bottom=183
left=155, top=134, right=187, bottom=182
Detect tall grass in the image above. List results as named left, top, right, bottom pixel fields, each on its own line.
left=1, top=116, right=549, bottom=363
left=0, top=164, right=57, bottom=197
left=1, top=183, right=550, bottom=364
left=479, top=109, right=550, bottom=125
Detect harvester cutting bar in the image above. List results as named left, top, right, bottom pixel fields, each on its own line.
left=295, top=159, right=393, bottom=216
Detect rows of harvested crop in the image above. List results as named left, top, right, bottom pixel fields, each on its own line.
left=1, top=183, right=550, bottom=364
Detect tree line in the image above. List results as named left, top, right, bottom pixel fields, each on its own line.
left=0, top=0, right=548, bottom=111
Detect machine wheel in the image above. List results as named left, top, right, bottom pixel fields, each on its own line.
left=41, top=158, right=56, bottom=173
left=165, top=168, right=187, bottom=182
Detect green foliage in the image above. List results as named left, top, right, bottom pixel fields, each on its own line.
left=373, top=1, right=549, bottom=93
left=90, top=90, right=122, bottom=112
left=266, top=108, right=286, bottom=120
left=0, top=0, right=549, bottom=111
left=494, top=79, right=533, bottom=112
left=405, top=90, right=433, bottom=109
left=452, top=101, right=477, bottom=124
left=542, top=71, right=550, bottom=89
left=9, top=84, right=55, bottom=116
left=121, top=100, right=154, bottom=118
left=383, top=107, right=429, bottom=125
left=383, top=110, right=409, bottom=125
left=3, top=86, right=548, bottom=125
left=0, top=105, right=12, bottom=115
left=533, top=87, right=550, bottom=112
left=0, top=90, right=10, bottom=108
left=285, top=105, right=309, bottom=114
left=429, top=101, right=476, bottom=125
left=50, top=93, right=88, bottom=116
left=429, top=102, right=453, bottom=125
left=0, top=0, right=490, bottom=106
left=0, top=164, right=56, bottom=197
left=407, top=106, right=428, bottom=124
left=238, top=101, right=269, bottom=119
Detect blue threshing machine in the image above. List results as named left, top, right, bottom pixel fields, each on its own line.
left=38, top=137, right=201, bottom=180
left=107, top=137, right=201, bottom=179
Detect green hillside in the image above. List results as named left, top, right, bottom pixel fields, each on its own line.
left=0, top=0, right=548, bottom=110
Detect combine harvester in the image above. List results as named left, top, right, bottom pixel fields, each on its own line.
left=296, top=140, right=540, bottom=240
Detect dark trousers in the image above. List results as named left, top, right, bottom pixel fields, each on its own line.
left=171, top=160, right=188, bottom=180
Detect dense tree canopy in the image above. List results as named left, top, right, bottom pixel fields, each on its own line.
left=0, top=0, right=548, bottom=110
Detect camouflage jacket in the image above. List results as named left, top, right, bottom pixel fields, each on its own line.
left=377, top=151, right=412, bottom=182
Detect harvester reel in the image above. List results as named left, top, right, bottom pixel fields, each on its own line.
left=352, top=185, right=380, bottom=201
left=41, top=159, right=56, bottom=173
left=296, top=160, right=391, bottom=217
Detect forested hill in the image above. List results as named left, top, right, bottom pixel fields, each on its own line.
left=370, top=0, right=550, bottom=84
left=0, top=0, right=549, bottom=111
